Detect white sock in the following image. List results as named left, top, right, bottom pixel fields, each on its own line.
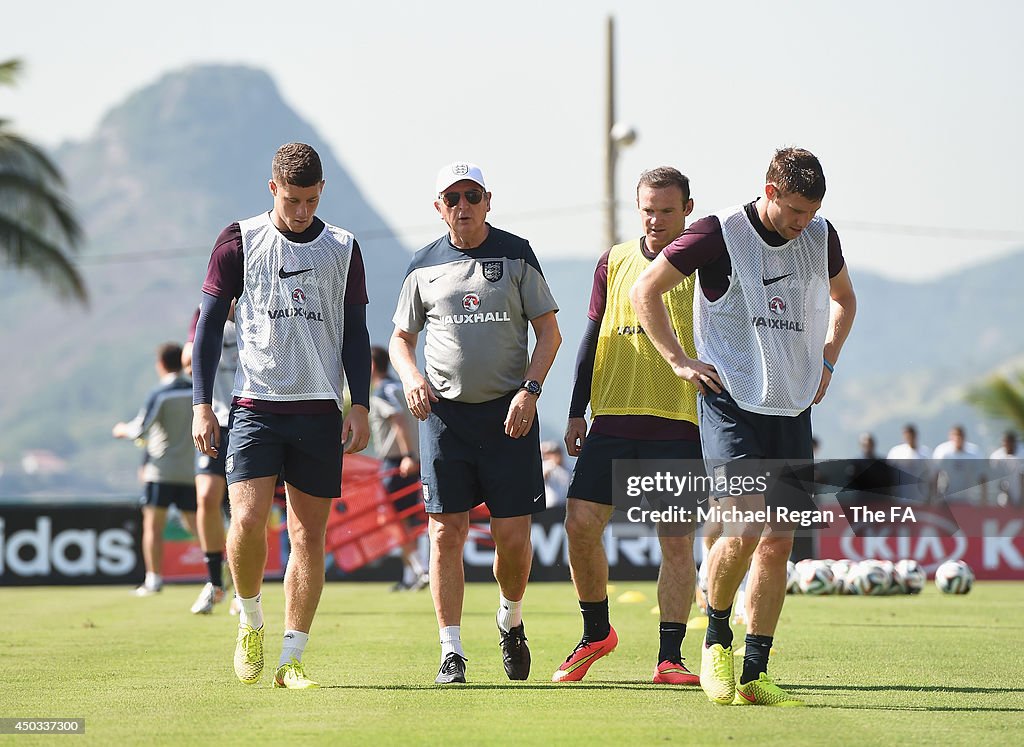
left=408, top=552, right=426, bottom=578
left=279, top=629, right=309, bottom=667
left=439, top=626, right=464, bottom=659
left=496, top=593, right=523, bottom=633
left=145, top=572, right=162, bottom=589
left=238, top=593, right=263, bottom=629
left=698, top=544, right=710, bottom=594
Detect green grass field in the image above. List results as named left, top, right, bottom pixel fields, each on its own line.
left=2, top=581, right=1022, bottom=745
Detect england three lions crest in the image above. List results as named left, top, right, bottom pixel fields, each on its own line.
left=481, top=261, right=503, bottom=282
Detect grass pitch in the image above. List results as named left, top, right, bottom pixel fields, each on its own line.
left=2, top=580, right=1022, bottom=745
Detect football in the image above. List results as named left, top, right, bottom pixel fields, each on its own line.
left=797, top=560, right=836, bottom=595
left=934, top=559, right=974, bottom=594
left=830, top=559, right=855, bottom=595
left=893, top=559, right=926, bottom=594
left=877, top=560, right=899, bottom=595
left=848, top=560, right=890, bottom=596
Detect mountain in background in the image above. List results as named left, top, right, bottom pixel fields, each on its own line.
left=55, top=63, right=408, bottom=332
left=2, top=63, right=1022, bottom=497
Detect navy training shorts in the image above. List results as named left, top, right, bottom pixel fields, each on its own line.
left=569, top=432, right=703, bottom=507
left=141, top=481, right=197, bottom=512
left=419, top=392, right=545, bottom=518
left=226, top=406, right=342, bottom=499
left=698, top=387, right=814, bottom=515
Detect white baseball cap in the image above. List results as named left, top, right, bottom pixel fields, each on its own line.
left=435, top=161, right=487, bottom=195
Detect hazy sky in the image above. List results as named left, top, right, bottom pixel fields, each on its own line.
left=4, top=0, right=1023, bottom=281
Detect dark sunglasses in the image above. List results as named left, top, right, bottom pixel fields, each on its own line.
left=441, top=189, right=484, bottom=208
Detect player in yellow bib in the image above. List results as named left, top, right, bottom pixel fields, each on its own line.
left=552, top=168, right=702, bottom=685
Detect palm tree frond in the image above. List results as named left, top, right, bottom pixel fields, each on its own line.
left=0, top=56, right=87, bottom=303
left=0, top=130, right=66, bottom=184
left=0, top=56, right=87, bottom=304
left=0, top=171, right=82, bottom=245
left=966, top=373, right=1024, bottom=433
left=0, top=59, right=21, bottom=86
left=0, top=213, right=87, bottom=303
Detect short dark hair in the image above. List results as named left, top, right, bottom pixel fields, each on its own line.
left=370, top=345, right=390, bottom=374
left=272, top=143, right=323, bottom=187
left=903, top=424, right=917, bottom=437
left=766, top=148, right=826, bottom=201
left=158, top=342, right=183, bottom=373
left=637, top=167, right=691, bottom=202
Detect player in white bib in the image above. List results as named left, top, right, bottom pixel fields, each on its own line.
left=192, top=143, right=371, bottom=690
left=631, top=148, right=857, bottom=707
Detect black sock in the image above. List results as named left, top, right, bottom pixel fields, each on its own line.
left=580, top=598, right=610, bottom=642
left=705, top=605, right=733, bottom=649
left=741, top=634, right=773, bottom=685
left=658, top=622, right=686, bottom=664
left=205, top=552, right=224, bottom=588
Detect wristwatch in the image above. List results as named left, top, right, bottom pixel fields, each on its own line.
left=519, top=379, right=542, bottom=396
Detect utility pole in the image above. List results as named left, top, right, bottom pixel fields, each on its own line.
left=604, top=15, right=617, bottom=251
left=604, top=15, right=636, bottom=251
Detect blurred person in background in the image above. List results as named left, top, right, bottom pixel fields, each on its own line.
left=182, top=301, right=238, bottom=614
left=540, top=440, right=570, bottom=509
left=932, top=425, right=987, bottom=505
left=369, top=344, right=429, bottom=592
left=989, top=430, right=1023, bottom=507
left=886, top=424, right=932, bottom=503
left=858, top=432, right=877, bottom=460
left=113, top=342, right=198, bottom=596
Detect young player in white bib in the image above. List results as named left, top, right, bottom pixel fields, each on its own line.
left=630, top=148, right=857, bottom=707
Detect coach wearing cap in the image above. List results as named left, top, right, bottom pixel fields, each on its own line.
left=389, top=161, right=561, bottom=685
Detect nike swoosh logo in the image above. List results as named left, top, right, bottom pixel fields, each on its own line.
left=565, top=651, right=599, bottom=674
left=533, top=493, right=544, bottom=503
left=279, top=267, right=313, bottom=279
left=428, top=274, right=443, bottom=283
left=762, top=273, right=793, bottom=286
left=738, top=689, right=757, bottom=703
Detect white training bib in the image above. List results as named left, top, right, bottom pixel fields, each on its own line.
left=233, top=212, right=353, bottom=407
left=695, top=206, right=830, bottom=415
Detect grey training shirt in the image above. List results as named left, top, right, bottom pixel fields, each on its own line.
left=393, top=225, right=558, bottom=403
